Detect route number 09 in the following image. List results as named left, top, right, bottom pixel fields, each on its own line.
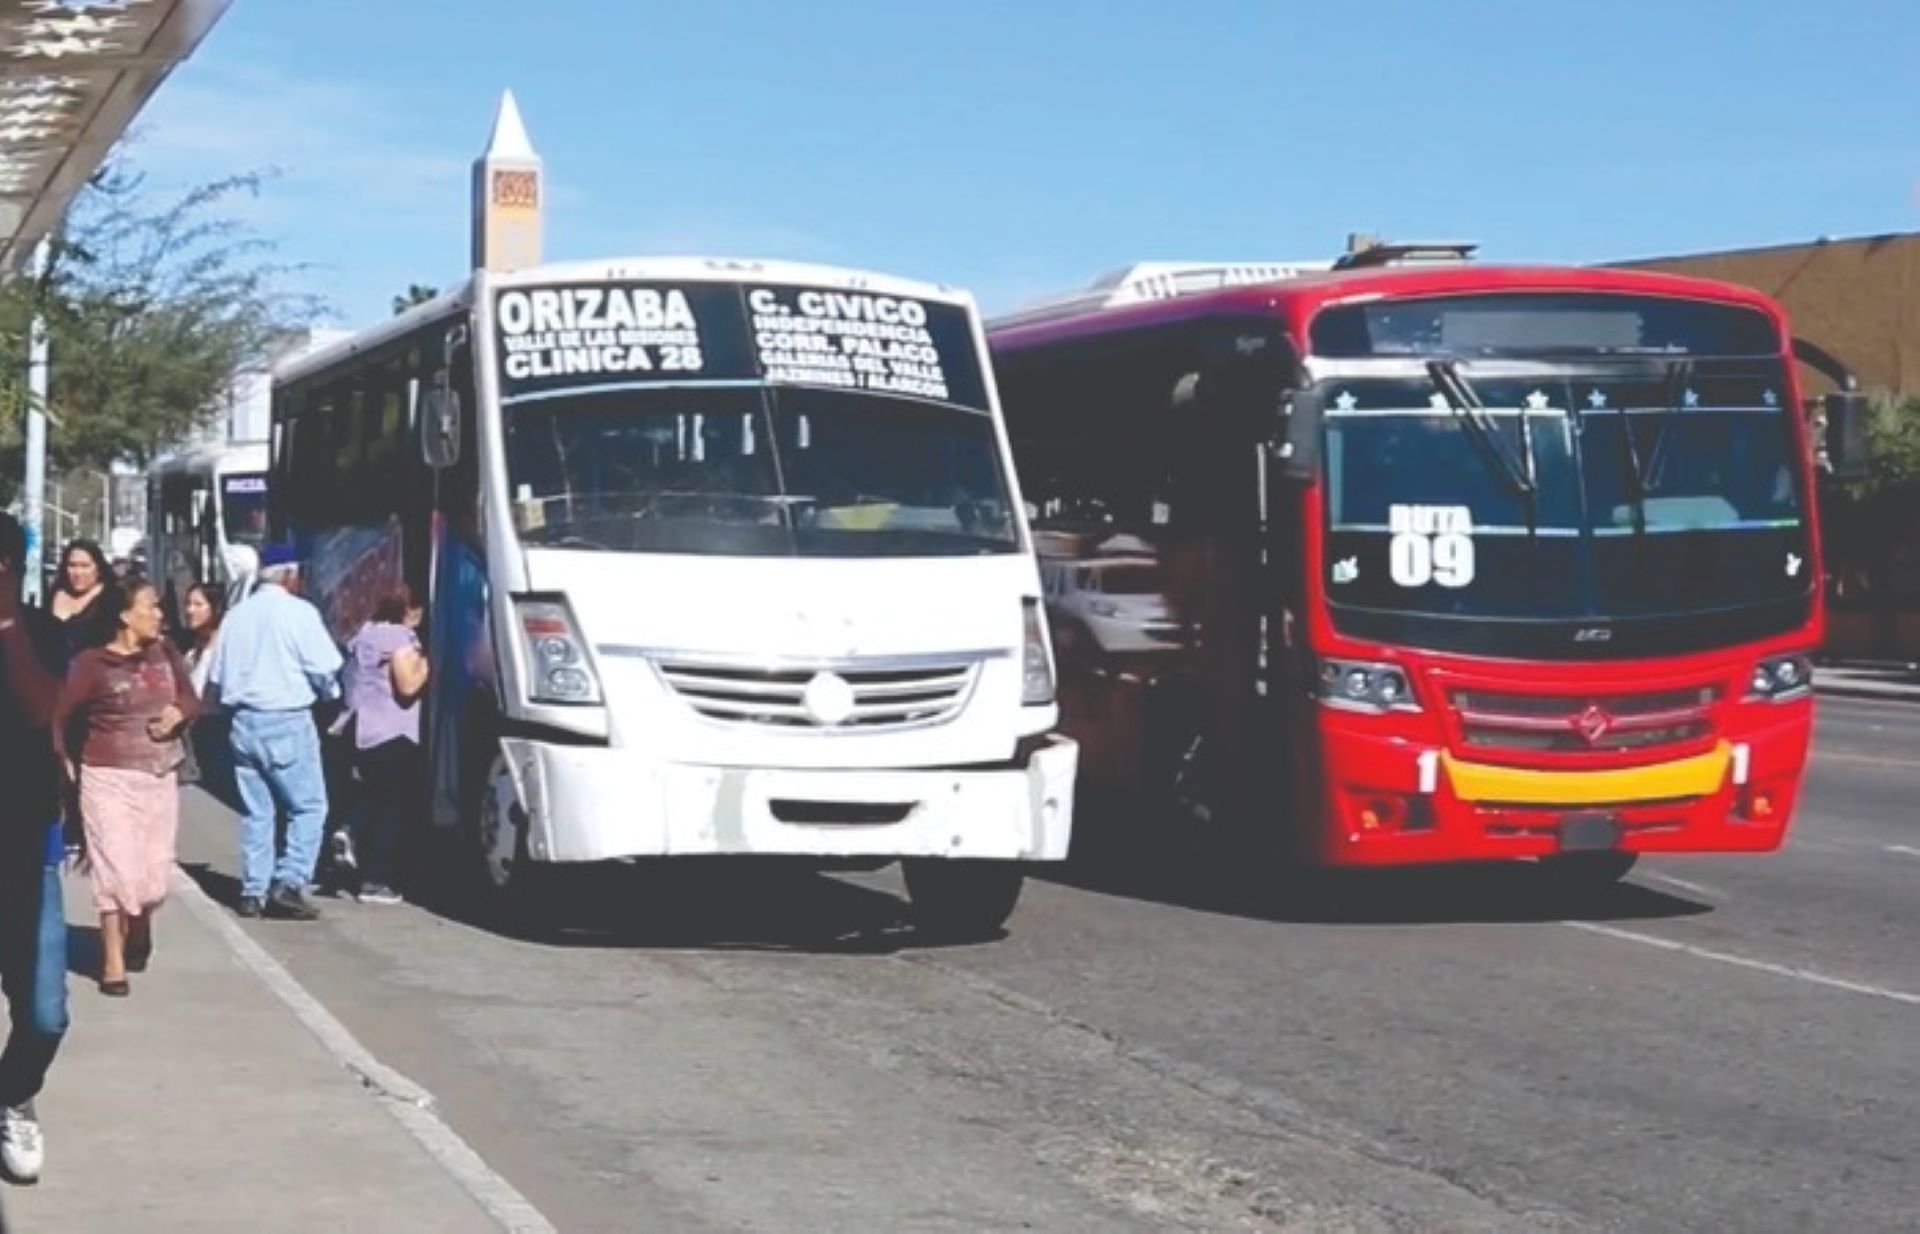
left=1390, top=532, right=1475, bottom=588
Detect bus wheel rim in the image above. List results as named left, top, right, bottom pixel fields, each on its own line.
left=480, top=754, right=517, bottom=890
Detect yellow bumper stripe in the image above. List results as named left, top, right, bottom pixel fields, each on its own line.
left=1442, top=742, right=1731, bottom=806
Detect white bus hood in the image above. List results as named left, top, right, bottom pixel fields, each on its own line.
left=522, top=549, right=1045, bottom=769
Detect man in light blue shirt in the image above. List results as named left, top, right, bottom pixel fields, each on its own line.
left=205, top=545, right=342, bottom=920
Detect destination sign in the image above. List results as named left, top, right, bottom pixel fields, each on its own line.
left=495, top=280, right=988, bottom=409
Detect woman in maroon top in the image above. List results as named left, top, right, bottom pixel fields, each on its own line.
left=52, top=581, right=198, bottom=996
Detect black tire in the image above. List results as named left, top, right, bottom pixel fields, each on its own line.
left=1537, top=851, right=1639, bottom=890
left=902, top=859, right=1026, bottom=942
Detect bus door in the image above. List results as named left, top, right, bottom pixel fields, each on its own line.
left=1170, top=325, right=1310, bottom=845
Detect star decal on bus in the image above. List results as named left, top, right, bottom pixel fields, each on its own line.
left=1525, top=389, right=1550, bottom=411
left=1586, top=389, right=1607, bottom=409
left=1762, top=388, right=1779, bottom=407
left=1683, top=388, right=1701, bottom=408
left=1335, top=390, right=1358, bottom=412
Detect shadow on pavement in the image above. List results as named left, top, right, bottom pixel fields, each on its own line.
left=184, top=851, right=983, bottom=957
left=1049, top=824, right=1713, bottom=927
left=65, top=923, right=101, bottom=981
left=415, top=859, right=988, bottom=956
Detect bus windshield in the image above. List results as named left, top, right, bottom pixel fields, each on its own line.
left=1320, top=360, right=1809, bottom=625
left=505, top=386, right=1020, bottom=558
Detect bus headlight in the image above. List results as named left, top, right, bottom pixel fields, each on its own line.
left=1316, top=658, right=1419, bottom=713
left=1746, top=653, right=1813, bottom=703
left=515, top=595, right=604, bottom=706
left=1021, top=597, right=1056, bottom=706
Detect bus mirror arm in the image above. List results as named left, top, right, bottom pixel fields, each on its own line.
left=1793, top=336, right=1871, bottom=481
left=1274, top=386, right=1322, bottom=482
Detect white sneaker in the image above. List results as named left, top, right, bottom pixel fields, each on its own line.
left=328, top=830, right=358, bottom=873
left=1, top=1102, right=44, bottom=1183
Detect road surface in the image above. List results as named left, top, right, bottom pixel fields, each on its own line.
left=176, top=695, right=1920, bottom=1232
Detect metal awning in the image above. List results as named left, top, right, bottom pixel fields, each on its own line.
left=0, top=0, right=233, bottom=273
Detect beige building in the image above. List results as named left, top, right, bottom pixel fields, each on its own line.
left=1616, top=231, right=1920, bottom=398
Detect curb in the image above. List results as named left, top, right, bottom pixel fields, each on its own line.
left=170, top=867, right=558, bottom=1233
left=1816, top=685, right=1920, bottom=705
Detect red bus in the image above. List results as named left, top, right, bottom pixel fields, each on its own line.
left=989, top=244, right=1870, bottom=885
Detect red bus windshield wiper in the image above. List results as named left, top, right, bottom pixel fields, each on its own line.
left=1424, top=359, right=1538, bottom=536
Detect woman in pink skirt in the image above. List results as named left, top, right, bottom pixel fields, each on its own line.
left=53, top=580, right=198, bottom=996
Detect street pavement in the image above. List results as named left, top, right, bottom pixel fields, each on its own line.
left=1816, top=662, right=1920, bottom=704
left=17, top=693, right=1919, bottom=1232
left=7, top=872, right=499, bottom=1232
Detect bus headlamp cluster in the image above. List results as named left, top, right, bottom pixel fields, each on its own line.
left=515, top=596, right=604, bottom=706
left=1316, top=659, right=1419, bottom=713
left=1747, top=654, right=1813, bottom=703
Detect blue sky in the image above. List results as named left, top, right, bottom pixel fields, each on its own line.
left=133, top=0, right=1920, bottom=332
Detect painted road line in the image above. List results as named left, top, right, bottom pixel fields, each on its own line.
left=1563, top=920, right=1920, bottom=1009
left=1640, top=870, right=1721, bottom=899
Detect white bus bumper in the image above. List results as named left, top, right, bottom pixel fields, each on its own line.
left=499, top=735, right=1078, bottom=864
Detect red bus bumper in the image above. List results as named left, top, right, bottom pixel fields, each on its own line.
left=1307, top=698, right=1813, bottom=867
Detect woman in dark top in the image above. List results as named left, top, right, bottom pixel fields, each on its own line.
left=52, top=581, right=198, bottom=995
left=48, top=540, right=116, bottom=654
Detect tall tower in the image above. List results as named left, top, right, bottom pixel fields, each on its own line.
left=471, top=90, right=543, bottom=272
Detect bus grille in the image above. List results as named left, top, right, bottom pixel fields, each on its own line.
left=1450, top=685, right=1720, bottom=756
left=652, top=657, right=981, bottom=732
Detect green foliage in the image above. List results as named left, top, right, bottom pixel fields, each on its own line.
left=392, top=283, right=439, bottom=316
left=1855, top=396, right=1920, bottom=495
left=0, top=161, right=326, bottom=499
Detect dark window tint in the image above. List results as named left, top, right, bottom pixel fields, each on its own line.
left=1311, top=293, right=1780, bottom=359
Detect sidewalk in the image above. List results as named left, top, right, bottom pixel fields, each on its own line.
left=1816, top=663, right=1920, bottom=704
left=5, top=864, right=498, bottom=1232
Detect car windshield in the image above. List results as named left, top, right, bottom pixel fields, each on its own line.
left=504, top=386, right=1019, bottom=558
left=1320, top=361, right=1809, bottom=624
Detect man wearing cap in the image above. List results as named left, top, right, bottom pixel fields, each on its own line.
left=204, top=545, right=342, bottom=920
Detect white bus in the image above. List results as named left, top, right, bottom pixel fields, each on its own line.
left=269, top=257, right=1078, bottom=936
left=146, top=440, right=272, bottom=616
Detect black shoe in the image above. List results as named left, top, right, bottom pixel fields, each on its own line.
left=265, top=885, right=320, bottom=921
left=236, top=896, right=265, bottom=920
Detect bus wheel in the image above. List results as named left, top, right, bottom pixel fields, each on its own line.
left=1536, top=851, right=1638, bottom=890
left=901, top=859, right=1025, bottom=942
left=470, top=747, right=557, bottom=930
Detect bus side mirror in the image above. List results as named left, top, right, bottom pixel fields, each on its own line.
left=421, top=385, right=461, bottom=470
left=1821, top=390, right=1870, bottom=481
left=1275, top=386, right=1322, bottom=482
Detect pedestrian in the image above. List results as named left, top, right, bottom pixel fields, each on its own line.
left=48, top=539, right=117, bottom=655
left=203, top=545, right=342, bottom=921
left=179, top=582, right=231, bottom=796
left=180, top=581, right=225, bottom=696
left=0, top=512, right=71, bottom=1185
left=339, top=584, right=430, bottom=905
left=52, top=580, right=199, bottom=996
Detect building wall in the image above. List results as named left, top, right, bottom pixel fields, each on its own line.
left=1616, top=232, right=1920, bottom=397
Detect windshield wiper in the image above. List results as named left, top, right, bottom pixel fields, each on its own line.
left=1425, top=359, right=1538, bottom=535
left=1614, top=359, right=1692, bottom=538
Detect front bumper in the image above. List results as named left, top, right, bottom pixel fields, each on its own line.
left=1310, top=702, right=1812, bottom=866
left=498, top=734, right=1078, bottom=864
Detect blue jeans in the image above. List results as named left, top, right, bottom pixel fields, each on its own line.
left=0, top=826, right=68, bottom=1108
left=230, top=710, right=329, bottom=899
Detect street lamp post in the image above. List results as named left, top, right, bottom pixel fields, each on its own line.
left=22, top=239, right=48, bottom=605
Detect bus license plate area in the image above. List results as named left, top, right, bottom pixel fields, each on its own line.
left=1557, top=811, right=1624, bottom=852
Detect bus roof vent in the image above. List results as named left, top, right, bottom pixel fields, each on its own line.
left=1090, top=261, right=1326, bottom=308
left=1333, top=235, right=1479, bottom=270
